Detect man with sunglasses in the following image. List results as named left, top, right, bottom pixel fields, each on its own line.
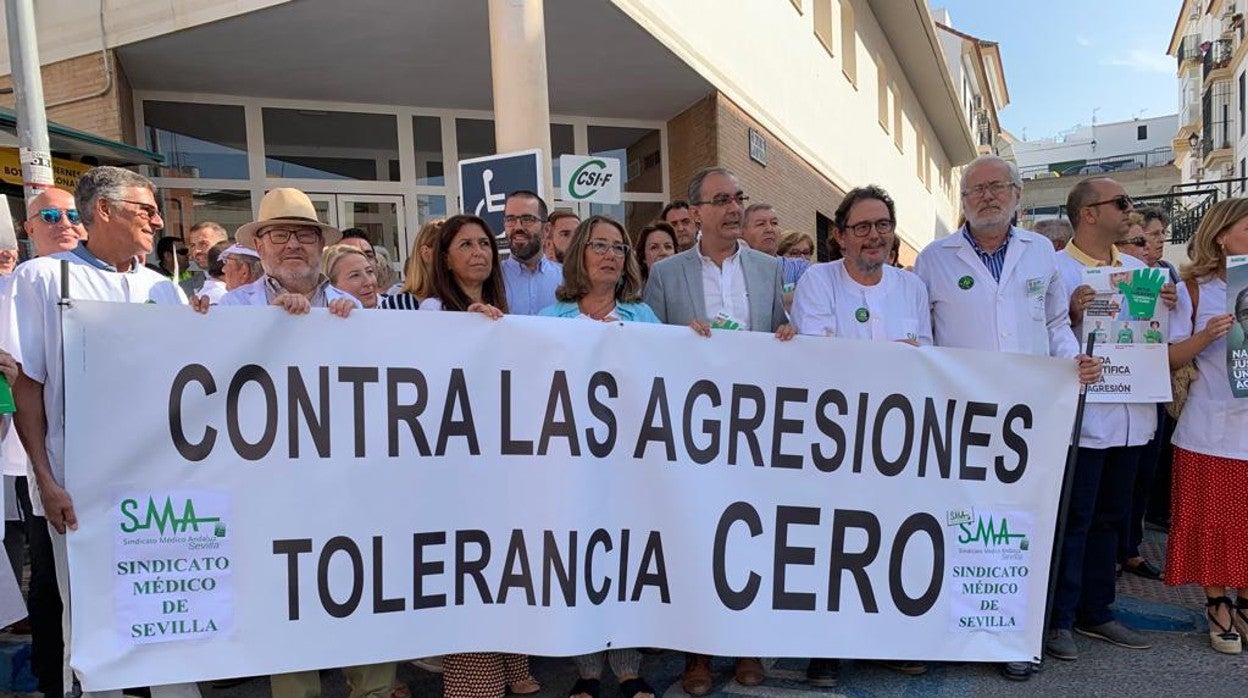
left=23, top=187, right=85, bottom=257
left=1, top=167, right=200, bottom=698
left=915, top=155, right=1101, bottom=681
left=1046, top=177, right=1177, bottom=663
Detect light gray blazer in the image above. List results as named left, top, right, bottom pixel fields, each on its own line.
left=642, top=246, right=787, bottom=331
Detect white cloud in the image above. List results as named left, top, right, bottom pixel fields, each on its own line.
left=1102, top=49, right=1172, bottom=75
left=1075, top=35, right=1091, bottom=47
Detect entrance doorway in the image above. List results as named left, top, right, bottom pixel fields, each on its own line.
left=307, top=194, right=408, bottom=272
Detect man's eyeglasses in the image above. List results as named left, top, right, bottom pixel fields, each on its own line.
left=843, top=219, right=896, bottom=237
left=503, top=214, right=544, bottom=226
left=1086, top=195, right=1133, bottom=212
left=113, top=199, right=161, bottom=220
left=1114, top=236, right=1147, bottom=248
left=961, top=181, right=1016, bottom=199
left=693, top=193, right=749, bottom=207
left=176, top=247, right=189, bottom=256
left=29, top=208, right=80, bottom=225
left=586, top=240, right=630, bottom=258
left=258, top=227, right=322, bottom=245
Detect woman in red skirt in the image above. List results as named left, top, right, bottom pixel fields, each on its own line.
left=1166, top=197, right=1248, bottom=654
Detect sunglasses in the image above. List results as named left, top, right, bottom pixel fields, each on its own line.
left=30, top=208, right=80, bottom=225
left=1114, top=237, right=1147, bottom=248
left=1085, top=195, right=1133, bottom=212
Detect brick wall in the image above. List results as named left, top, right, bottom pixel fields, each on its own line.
left=0, top=51, right=131, bottom=143
left=713, top=94, right=843, bottom=243
left=665, top=94, right=718, bottom=202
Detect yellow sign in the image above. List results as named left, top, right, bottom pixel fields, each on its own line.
left=0, top=149, right=92, bottom=190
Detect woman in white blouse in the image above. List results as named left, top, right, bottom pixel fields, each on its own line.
left=1166, top=198, right=1248, bottom=654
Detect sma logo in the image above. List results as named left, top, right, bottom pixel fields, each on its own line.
left=120, top=497, right=221, bottom=535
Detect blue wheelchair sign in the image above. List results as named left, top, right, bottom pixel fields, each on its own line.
left=457, top=149, right=544, bottom=237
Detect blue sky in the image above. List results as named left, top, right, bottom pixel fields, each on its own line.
left=934, top=1, right=1178, bottom=141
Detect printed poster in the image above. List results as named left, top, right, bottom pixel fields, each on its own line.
left=1078, top=267, right=1171, bottom=403
left=1227, top=255, right=1248, bottom=397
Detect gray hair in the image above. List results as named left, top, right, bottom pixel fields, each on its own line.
left=959, top=155, right=1023, bottom=193
left=687, top=166, right=737, bottom=204
left=75, top=166, right=156, bottom=227
left=1032, top=218, right=1073, bottom=244
left=743, top=202, right=776, bottom=221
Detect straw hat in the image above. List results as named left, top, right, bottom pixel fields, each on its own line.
left=235, top=188, right=341, bottom=248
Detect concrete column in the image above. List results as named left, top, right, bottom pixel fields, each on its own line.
left=487, top=0, right=554, bottom=197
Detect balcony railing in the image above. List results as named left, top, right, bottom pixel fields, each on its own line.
left=1202, top=132, right=1235, bottom=158
left=1203, top=38, right=1235, bottom=78
left=1177, top=34, right=1203, bottom=68
left=1018, top=147, right=1175, bottom=180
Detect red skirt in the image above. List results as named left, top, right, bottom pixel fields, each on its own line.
left=1165, top=446, right=1248, bottom=588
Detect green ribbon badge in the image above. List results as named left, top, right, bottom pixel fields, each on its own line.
left=855, top=307, right=870, bottom=323
left=958, top=275, right=975, bottom=290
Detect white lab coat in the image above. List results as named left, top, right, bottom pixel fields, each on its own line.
left=914, top=226, right=1078, bottom=358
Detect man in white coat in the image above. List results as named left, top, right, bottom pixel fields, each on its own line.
left=1046, top=177, right=1175, bottom=662
left=3, top=167, right=198, bottom=698
left=914, top=154, right=1101, bottom=681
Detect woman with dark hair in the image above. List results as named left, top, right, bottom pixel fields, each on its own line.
left=419, top=214, right=508, bottom=317
left=1165, top=197, right=1248, bottom=654
left=635, top=220, right=677, bottom=281
left=420, top=217, right=529, bottom=696
left=537, top=214, right=656, bottom=698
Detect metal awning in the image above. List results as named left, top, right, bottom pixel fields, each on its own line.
left=0, top=107, right=162, bottom=166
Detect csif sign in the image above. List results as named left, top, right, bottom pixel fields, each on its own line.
left=560, top=154, right=622, bottom=204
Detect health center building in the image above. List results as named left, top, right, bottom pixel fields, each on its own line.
left=0, top=0, right=993, bottom=270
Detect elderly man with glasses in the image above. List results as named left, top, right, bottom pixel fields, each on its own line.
left=213, top=188, right=358, bottom=315
left=914, top=155, right=1102, bottom=681
left=2, top=167, right=201, bottom=698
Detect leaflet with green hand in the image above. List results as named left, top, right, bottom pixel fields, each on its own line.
left=1115, top=268, right=1165, bottom=320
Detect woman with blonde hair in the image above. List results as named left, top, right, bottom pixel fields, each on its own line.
left=321, top=244, right=379, bottom=309
left=380, top=218, right=444, bottom=310
left=1165, top=196, right=1248, bottom=654
left=777, top=229, right=815, bottom=260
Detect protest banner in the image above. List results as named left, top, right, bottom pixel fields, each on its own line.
left=1077, top=266, right=1171, bottom=402
left=63, top=302, right=1077, bottom=690
left=1228, top=254, right=1248, bottom=397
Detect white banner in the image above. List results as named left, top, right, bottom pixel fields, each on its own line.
left=63, top=302, right=1077, bottom=690
left=1077, top=267, right=1171, bottom=403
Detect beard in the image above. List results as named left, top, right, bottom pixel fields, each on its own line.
left=510, top=234, right=543, bottom=261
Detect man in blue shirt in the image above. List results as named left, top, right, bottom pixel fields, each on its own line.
left=500, top=190, right=563, bottom=315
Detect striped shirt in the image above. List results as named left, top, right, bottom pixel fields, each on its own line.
left=378, top=291, right=420, bottom=310
left=961, top=227, right=1012, bottom=283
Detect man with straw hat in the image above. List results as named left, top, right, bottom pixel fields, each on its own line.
left=194, top=188, right=358, bottom=315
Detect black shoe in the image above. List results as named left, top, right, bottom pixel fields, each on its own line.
left=806, top=658, right=841, bottom=687
left=1123, top=559, right=1164, bottom=581
left=999, top=661, right=1032, bottom=681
